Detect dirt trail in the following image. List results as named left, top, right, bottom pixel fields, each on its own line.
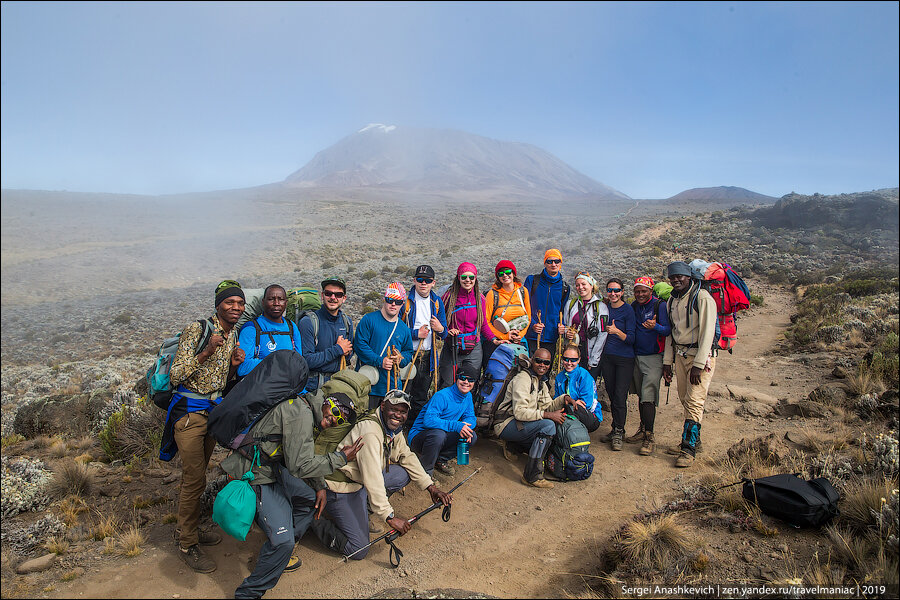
left=44, top=281, right=808, bottom=599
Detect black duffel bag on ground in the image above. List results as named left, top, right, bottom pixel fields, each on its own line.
left=742, top=473, right=839, bottom=528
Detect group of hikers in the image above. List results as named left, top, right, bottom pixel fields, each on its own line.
left=159, top=249, right=721, bottom=598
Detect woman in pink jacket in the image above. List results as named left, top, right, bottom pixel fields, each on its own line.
left=438, top=262, right=498, bottom=388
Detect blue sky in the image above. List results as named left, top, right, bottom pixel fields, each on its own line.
left=2, top=1, right=898, bottom=199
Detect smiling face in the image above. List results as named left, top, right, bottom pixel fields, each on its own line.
left=633, top=286, right=652, bottom=305
left=544, top=257, right=562, bottom=277
left=531, top=348, right=551, bottom=378
left=669, top=274, right=691, bottom=294
left=574, top=278, right=592, bottom=300
left=321, top=283, right=346, bottom=314
left=459, top=271, right=476, bottom=291
left=381, top=400, right=409, bottom=431
left=455, top=374, right=476, bottom=394
left=217, top=296, right=246, bottom=325
left=562, top=347, right=580, bottom=372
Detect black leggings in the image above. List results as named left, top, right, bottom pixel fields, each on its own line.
left=599, top=353, right=635, bottom=431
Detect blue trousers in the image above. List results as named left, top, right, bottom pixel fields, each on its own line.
left=324, top=464, right=411, bottom=560
left=234, top=465, right=317, bottom=599
left=499, top=419, right=555, bottom=458
left=410, top=428, right=478, bottom=474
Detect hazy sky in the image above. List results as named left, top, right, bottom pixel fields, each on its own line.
left=2, top=1, right=898, bottom=199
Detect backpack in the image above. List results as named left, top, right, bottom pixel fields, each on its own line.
left=147, top=318, right=214, bottom=410
left=480, top=355, right=549, bottom=435
left=207, top=350, right=309, bottom=451
left=318, top=368, right=371, bottom=408
left=545, top=414, right=593, bottom=481
left=692, top=261, right=751, bottom=352
left=248, top=318, right=298, bottom=359
left=741, top=474, right=839, bottom=528
left=475, top=343, right=529, bottom=431
left=314, top=408, right=383, bottom=483
left=235, top=288, right=266, bottom=333
left=286, top=287, right=322, bottom=327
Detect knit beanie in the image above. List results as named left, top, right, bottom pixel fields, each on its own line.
left=457, top=262, right=478, bottom=277
left=495, top=260, right=517, bottom=277
left=543, top=249, right=562, bottom=263
left=666, top=261, right=693, bottom=278
left=215, top=284, right=245, bottom=307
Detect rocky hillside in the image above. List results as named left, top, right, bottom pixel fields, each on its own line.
left=667, top=186, right=777, bottom=204
left=752, top=188, right=899, bottom=231
left=284, top=124, right=629, bottom=199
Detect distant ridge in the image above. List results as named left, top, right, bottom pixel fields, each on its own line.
left=285, top=124, right=629, bottom=199
left=667, top=186, right=777, bottom=204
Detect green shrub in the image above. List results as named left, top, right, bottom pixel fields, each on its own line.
left=112, top=312, right=133, bottom=325
left=364, top=291, right=382, bottom=302
left=750, top=294, right=764, bottom=306
left=98, top=404, right=164, bottom=462
left=362, top=270, right=377, bottom=280
left=394, top=265, right=411, bottom=274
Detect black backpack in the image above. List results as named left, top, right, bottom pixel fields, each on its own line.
left=545, top=414, right=593, bottom=481
left=741, top=473, right=839, bottom=528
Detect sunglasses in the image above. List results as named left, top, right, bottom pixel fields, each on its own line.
left=545, top=259, right=561, bottom=265
left=385, top=297, right=404, bottom=305
left=562, top=356, right=579, bottom=363
left=459, top=274, right=476, bottom=281
left=457, top=374, right=475, bottom=383
left=497, top=269, right=514, bottom=277
left=606, top=288, right=623, bottom=294
left=325, top=398, right=348, bottom=425
left=532, top=357, right=551, bottom=366
left=323, top=290, right=345, bottom=298
left=415, top=277, right=434, bottom=284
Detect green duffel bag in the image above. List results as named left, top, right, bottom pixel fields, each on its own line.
left=213, top=448, right=259, bottom=541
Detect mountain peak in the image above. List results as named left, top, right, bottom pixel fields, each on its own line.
left=358, top=123, right=397, bottom=134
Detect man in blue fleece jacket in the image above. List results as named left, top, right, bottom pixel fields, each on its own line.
left=524, top=248, right=570, bottom=359
left=408, top=365, right=478, bottom=476
left=237, top=284, right=303, bottom=377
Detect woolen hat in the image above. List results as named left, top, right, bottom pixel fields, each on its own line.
left=457, top=262, right=477, bottom=277
left=667, top=261, right=693, bottom=278
left=495, top=260, right=517, bottom=276
left=456, top=364, right=479, bottom=381
left=543, top=249, right=562, bottom=263
left=215, top=285, right=245, bottom=307
left=414, top=265, right=435, bottom=279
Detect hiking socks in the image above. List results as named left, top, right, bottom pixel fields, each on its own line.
left=639, top=402, right=656, bottom=432
left=680, top=419, right=701, bottom=456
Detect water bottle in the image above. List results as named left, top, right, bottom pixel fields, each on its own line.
left=457, top=439, right=470, bottom=466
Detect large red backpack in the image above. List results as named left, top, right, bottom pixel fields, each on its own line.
left=698, top=262, right=751, bottom=351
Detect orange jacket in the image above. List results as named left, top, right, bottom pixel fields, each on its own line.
left=485, top=283, right=532, bottom=340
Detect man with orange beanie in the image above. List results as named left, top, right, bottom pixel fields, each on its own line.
left=523, top=249, right=570, bottom=362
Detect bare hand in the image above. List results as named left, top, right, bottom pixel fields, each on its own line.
left=662, top=365, right=673, bottom=384
left=382, top=356, right=395, bottom=370
left=459, top=423, right=474, bottom=442
left=339, top=438, right=365, bottom=462
left=557, top=324, right=566, bottom=335
left=203, top=334, right=225, bottom=357
left=418, top=324, right=430, bottom=340
left=387, top=516, right=411, bottom=535
left=336, top=335, right=353, bottom=355
left=493, top=338, right=505, bottom=345
left=448, top=328, right=461, bottom=336
left=607, top=321, right=621, bottom=336
left=690, top=366, right=703, bottom=386
left=427, top=484, right=452, bottom=506
left=314, top=489, right=327, bottom=519
left=230, top=343, right=245, bottom=367
left=543, top=409, right=566, bottom=424
left=566, top=328, right=575, bottom=340
left=429, top=316, right=444, bottom=334
left=533, top=322, right=545, bottom=335
left=642, top=318, right=657, bottom=329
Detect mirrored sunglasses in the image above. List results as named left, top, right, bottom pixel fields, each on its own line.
left=385, top=297, right=404, bottom=305
left=415, top=277, right=434, bottom=284
left=562, top=356, right=579, bottom=363
left=497, top=269, right=514, bottom=277
left=606, top=288, right=623, bottom=294
left=545, top=258, right=561, bottom=264
left=459, top=274, right=476, bottom=281
left=457, top=374, right=475, bottom=383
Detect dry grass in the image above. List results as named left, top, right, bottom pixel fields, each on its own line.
left=618, top=515, right=694, bottom=571
left=101, top=538, right=117, bottom=555
left=839, top=478, right=894, bottom=533
left=49, top=460, right=95, bottom=499
left=73, top=452, right=94, bottom=464
left=60, top=569, right=81, bottom=582
left=71, top=436, right=95, bottom=453
left=118, top=525, right=145, bottom=557
left=796, top=424, right=851, bottom=454
left=58, top=495, right=89, bottom=527
left=30, top=435, right=55, bottom=449
left=847, top=366, right=887, bottom=396
left=826, top=525, right=874, bottom=573
left=90, top=513, right=119, bottom=541
left=162, top=512, right=178, bottom=524
left=43, top=535, right=69, bottom=555
left=48, top=439, right=69, bottom=458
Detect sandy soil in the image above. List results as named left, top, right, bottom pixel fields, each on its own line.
left=25, top=280, right=825, bottom=600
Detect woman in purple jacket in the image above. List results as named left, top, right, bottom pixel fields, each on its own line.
left=438, top=262, right=498, bottom=388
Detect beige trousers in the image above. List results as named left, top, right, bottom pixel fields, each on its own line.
left=173, top=412, right=216, bottom=549
left=673, top=353, right=716, bottom=423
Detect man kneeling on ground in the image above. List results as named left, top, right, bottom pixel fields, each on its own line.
left=312, top=390, right=452, bottom=560
left=408, top=365, right=478, bottom=476
left=221, top=394, right=364, bottom=598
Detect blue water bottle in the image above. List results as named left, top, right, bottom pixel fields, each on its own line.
left=457, top=439, right=470, bottom=466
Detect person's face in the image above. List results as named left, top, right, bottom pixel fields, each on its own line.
left=414, top=276, right=435, bottom=297
left=669, top=274, right=691, bottom=293
left=262, top=287, right=287, bottom=320
left=383, top=296, right=403, bottom=318
left=606, top=283, right=624, bottom=304
left=320, top=400, right=350, bottom=429
left=459, top=271, right=476, bottom=291
left=322, top=284, right=346, bottom=313
left=633, top=286, right=652, bottom=305
left=455, top=373, right=476, bottom=394
left=217, top=296, right=246, bottom=325
left=574, top=279, right=592, bottom=299
left=544, top=257, right=562, bottom=277
left=562, top=350, right=579, bottom=373
left=531, top=349, right=551, bottom=377
left=381, top=401, right=409, bottom=430
left=497, top=269, right=514, bottom=287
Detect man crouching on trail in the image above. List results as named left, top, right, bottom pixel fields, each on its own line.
left=313, top=390, right=452, bottom=560
left=221, top=394, right=364, bottom=598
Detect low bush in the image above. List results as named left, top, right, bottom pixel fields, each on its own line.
left=49, top=460, right=95, bottom=499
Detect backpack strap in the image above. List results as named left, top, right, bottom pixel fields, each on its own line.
left=195, top=318, right=213, bottom=356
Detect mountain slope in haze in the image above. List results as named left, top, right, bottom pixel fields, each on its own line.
left=667, top=186, right=777, bottom=204
left=285, top=124, right=629, bottom=199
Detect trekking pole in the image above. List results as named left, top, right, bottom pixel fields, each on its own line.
left=341, top=467, right=483, bottom=566
left=432, top=331, right=439, bottom=393
left=451, top=333, right=459, bottom=383
left=340, top=355, right=347, bottom=372
left=403, top=341, right=426, bottom=392
left=535, top=310, right=542, bottom=351
left=665, top=378, right=671, bottom=405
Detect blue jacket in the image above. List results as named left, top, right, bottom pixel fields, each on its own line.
left=554, top=367, right=601, bottom=417
left=631, top=298, right=672, bottom=356
left=354, top=310, right=414, bottom=397
left=603, top=303, right=637, bottom=358
left=236, top=315, right=302, bottom=377
left=524, top=270, right=570, bottom=344
left=408, top=383, right=477, bottom=443
left=299, top=307, right=354, bottom=391
left=401, top=290, right=448, bottom=372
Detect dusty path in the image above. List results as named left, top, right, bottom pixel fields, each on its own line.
left=44, top=281, right=809, bottom=599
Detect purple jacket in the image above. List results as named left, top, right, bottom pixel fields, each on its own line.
left=443, top=288, right=495, bottom=352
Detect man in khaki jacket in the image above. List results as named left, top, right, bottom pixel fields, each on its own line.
left=318, top=390, right=452, bottom=559
left=662, top=261, right=718, bottom=468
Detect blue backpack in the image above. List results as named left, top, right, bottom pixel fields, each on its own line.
left=546, top=415, right=594, bottom=481
left=147, top=318, right=213, bottom=409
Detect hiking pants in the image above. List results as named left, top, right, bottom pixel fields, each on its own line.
left=324, top=464, right=411, bottom=560
left=572, top=405, right=601, bottom=433
left=600, top=354, right=635, bottom=431
left=632, top=354, right=664, bottom=406
left=674, top=353, right=716, bottom=423
left=407, top=352, right=434, bottom=426
left=499, top=419, right=555, bottom=458
left=438, top=341, right=482, bottom=389
left=410, top=428, right=479, bottom=474
left=173, top=411, right=216, bottom=549
left=234, top=465, right=317, bottom=599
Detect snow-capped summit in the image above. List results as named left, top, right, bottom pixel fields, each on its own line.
left=358, top=123, right=396, bottom=134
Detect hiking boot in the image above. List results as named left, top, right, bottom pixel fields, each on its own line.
left=666, top=440, right=703, bottom=455
left=179, top=544, right=216, bottom=574
left=598, top=429, right=613, bottom=443
left=435, top=461, right=456, bottom=476
left=284, top=554, right=302, bottom=573
left=675, top=451, right=694, bottom=468
left=639, top=431, right=655, bottom=456
left=610, top=429, right=624, bottom=452
left=174, top=528, right=222, bottom=547
left=521, top=474, right=554, bottom=489
left=625, top=424, right=645, bottom=444
left=501, top=440, right=516, bottom=462
left=369, top=516, right=384, bottom=535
